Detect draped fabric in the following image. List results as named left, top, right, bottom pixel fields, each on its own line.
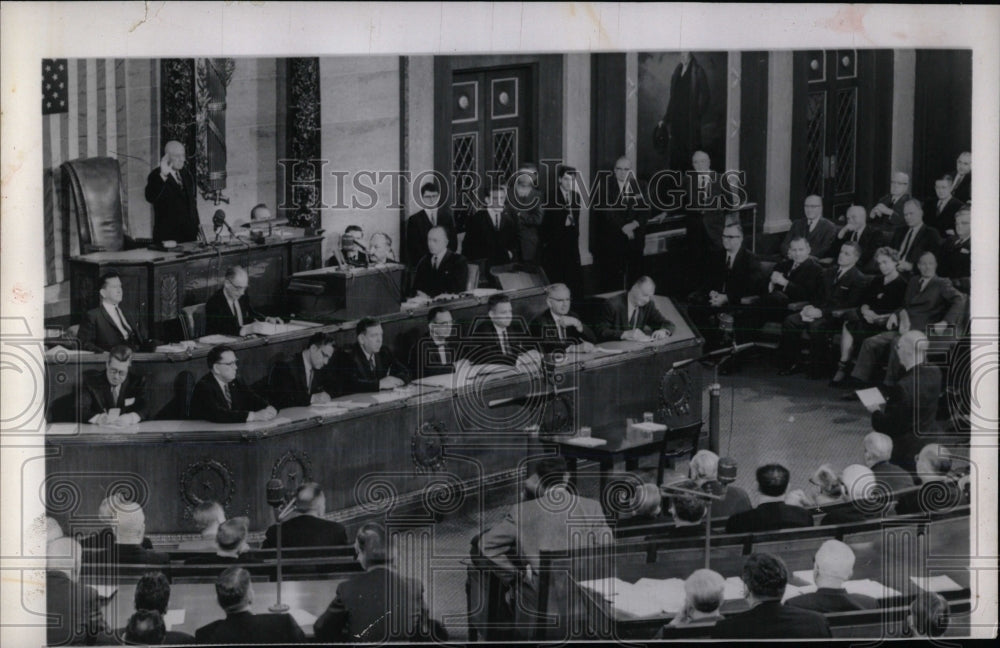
left=284, top=58, right=322, bottom=226
left=160, top=59, right=197, bottom=167
left=196, top=58, right=236, bottom=203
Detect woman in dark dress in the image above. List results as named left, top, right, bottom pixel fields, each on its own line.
left=832, top=247, right=908, bottom=385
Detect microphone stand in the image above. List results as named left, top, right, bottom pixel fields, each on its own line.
left=661, top=483, right=723, bottom=569
left=268, top=496, right=296, bottom=613
left=672, top=342, right=754, bottom=454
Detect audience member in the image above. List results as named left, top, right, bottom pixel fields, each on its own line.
left=596, top=275, right=676, bottom=342
left=465, top=293, right=538, bottom=366
left=47, top=537, right=114, bottom=645
left=529, top=283, right=596, bottom=355
left=780, top=195, right=838, bottom=262
left=949, top=151, right=971, bottom=203
left=756, top=237, right=824, bottom=325
left=937, top=206, right=971, bottom=293
left=77, top=271, right=148, bottom=352
left=862, top=432, right=915, bottom=494
left=507, top=163, right=544, bottom=263
left=337, top=318, right=410, bottom=393
left=786, top=540, right=878, bottom=612
left=84, top=501, right=168, bottom=566
left=593, top=155, right=649, bottom=291
left=176, top=500, right=226, bottom=552
left=124, top=571, right=195, bottom=644
left=409, top=306, right=467, bottom=379
left=261, top=482, right=348, bottom=549
left=405, top=180, right=456, bottom=265
left=204, top=265, right=281, bottom=336
left=896, top=444, right=964, bottom=515
left=689, top=451, right=752, bottom=519
left=711, top=553, right=831, bottom=638
left=869, top=171, right=911, bottom=234
left=833, top=205, right=879, bottom=271
left=185, top=517, right=260, bottom=564
left=78, top=493, right=153, bottom=552
left=411, top=225, right=470, bottom=299
left=909, top=591, right=951, bottom=638
left=123, top=609, right=168, bottom=645
left=145, top=140, right=199, bottom=244
left=194, top=567, right=305, bottom=643
left=462, top=184, right=518, bottom=275
left=923, top=175, right=965, bottom=236
left=665, top=569, right=726, bottom=628
left=890, top=199, right=941, bottom=273
left=540, top=165, right=584, bottom=297
left=666, top=480, right=708, bottom=535
left=80, top=344, right=147, bottom=426
left=822, top=464, right=881, bottom=525
left=267, top=332, right=337, bottom=409
left=725, top=464, right=813, bottom=534
left=190, top=345, right=276, bottom=423
left=314, top=523, right=431, bottom=642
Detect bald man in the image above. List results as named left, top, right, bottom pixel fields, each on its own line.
left=145, top=140, right=200, bottom=243
left=786, top=540, right=878, bottom=612
left=862, top=431, right=915, bottom=494
left=896, top=444, right=963, bottom=515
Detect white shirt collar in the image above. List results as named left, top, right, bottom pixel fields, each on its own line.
left=213, top=375, right=232, bottom=393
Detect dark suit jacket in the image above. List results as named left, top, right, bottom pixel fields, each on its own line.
left=834, top=225, right=880, bottom=271
left=872, top=364, right=942, bottom=441
left=711, top=600, right=831, bottom=638
left=899, top=275, right=965, bottom=332
left=592, top=176, right=649, bottom=266
left=697, top=247, right=763, bottom=304
left=724, top=501, right=813, bottom=534
left=815, top=265, right=868, bottom=318
left=77, top=305, right=147, bottom=353
left=313, top=565, right=427, bottom=643
left=461, top=209, right=519, bottom=271
left=870, top=460, right=915, bottom=494
left=261, top=514, right=348, bottom=549
left=896, top=479, right=963, bottom=516
left=595, top=293, right=676, bottom=342
left=80, top=370, right=148, bottom=422
left=408, top=336, right=460, bottom=379
left=540, top=189, right=583, bottom=288
left=856, top=274, right=908, bottom=316
left=923, top=196, right=964, bottom=235
left=266, top=352, right=332, bottom=410
left=938, top=235, right=971, bottom=286
left=780, top=217, right=839, bottom=260
left=195, top=610, right=305, bottom=644
left=204, top=289, right=264, bottom=337
left=951, top=171, right=970, bottom=203
left=189, top=374, right=270, bottom=423
left=145, top=167, right=199, bottom=244
left=116, top=627, right=195, bottom=645
left=769, top=257, right=825, bottom=303
left=464, top=317, right=535, bottom=365
left=405, top=208, right=457, bottom=265
left=871, top=192, right=910, bottom=230
left=411, top=250, right=469, bottom=297
left=786, top=587, right=878, bottom=613
left=337, top=343, right=410, bottom=394
left=46, top=571, right=113, bottom=646
left=529, top=309, right=596, bottom=355
left=890, top=224, right=942, bottom=267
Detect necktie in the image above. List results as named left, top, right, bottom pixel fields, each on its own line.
left=437, top=342, right=447, bottom=365
left=493, top=213, right=500, bottom=230
left=306, top=366, right=314, bottom=393
left=499, top=329, right=509, bottom=355
left=899, top=228, right=916, bottom=260
left=432, top=255, right=439, bottom=270
left=222, top=383, right=232, bottom=408
left=836, top=268, right=844, bottom=283
left=726, top=254, right=733, bottom=270
left=851, top=230, right=859, bottom=243
left=952, top=174, right=963, bottom=193
left=232, top=300, right=244, bottom=327
left=919, top=278, right=930, bottom=292
left=556, top=318, right=565, bottom=341
left=939, top=199, right=947, bottom=213
left=629, top=307, right=638, bottom=330
left=115, top=307, right=132, bottom=335
left=428, top=211, right=436, bottom=227
left=111, top=384, right=120, bottom=404
left=369, top=354, right=377, bottom=374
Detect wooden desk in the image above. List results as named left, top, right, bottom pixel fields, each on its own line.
left=67, top=235, right=324, bottom=337
left=288, top=264, right=407, bottom=321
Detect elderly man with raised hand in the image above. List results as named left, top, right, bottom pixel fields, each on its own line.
left=145, top=139, right=200, bottom=244
left=195, top=567, right=305, bottom=644
left=862, top=431, right=915, bottom=494
left=786, top=540, right=879, bottom=612
left=869, top=171, right=912, bottom=235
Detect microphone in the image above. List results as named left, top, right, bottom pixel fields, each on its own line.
left=213, top=209, right=235, bottom=236
left=717, top=457, right=738, bottom=485
left=266, top=478, right=285, bottom=509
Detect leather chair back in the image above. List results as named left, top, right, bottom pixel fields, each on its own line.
left=62, top=157, right=128, bottom=253
left=179, top=303, right=206, bottom=340
left=465, top=263, right=480, bottom=292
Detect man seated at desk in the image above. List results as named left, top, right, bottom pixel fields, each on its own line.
left=409, top=306, right=468, bottom=379
left=80, top=344, right=147, bottom=426
left=77, top=270, right=149, bottom=352
left=195, top=567, right=306, bottom=644
left=595, top=275, right=676, bottom=342
left=529, top=283, right=596, bottom=355
left=190, top=345, right=277, bottom=423
left=338, top=318, right=410, bottom=393
left=411, top=226, right=469, bottom=300
left=267, top=332, right=337, bottom=409
left=204, top=265, right=282, bottom=337
left=463, top=293, right=539, bottom=366
left=328, top=224, right=367, bottom=267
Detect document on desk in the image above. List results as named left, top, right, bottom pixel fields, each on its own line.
left=333, top=400, right=372, bottom=410
left=163, top=609, right=185, bottom=630
left=911, top=575, right=963, bottom=592
left=197, top=334, right=241, bottom=345
left=288, top=608, right=317, bottom=631
left=723, top=576, right=745, bottom=600
left=413, top=373, right=464, bottom=389
left=562, top=436, right=607, bottom=448
left=155, top=340, right=199, bottom=353
left=578, top=577, right=633, bottom=598
left=844, top=579, right=901, bottom=599
left=242, top=417, right=293, bottom=431
left=632, top=578, right=686, bottom=615
left=856, top=387, right=886, bottom=413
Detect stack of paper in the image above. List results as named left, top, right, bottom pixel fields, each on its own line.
left=334, top=400, right=372, bottom=410
left=563, top=437, right=607, bottom=448
left=579, top=577, right=686, bottom=619
left=790, top=570, right=901, bottom=599
left=632, top=578, right=687, bottom=615
left=197, top=334, right=240, bottom=345
left=910, top=575, right=963, bottom=592
left=163, top=609, right=185, bottom=630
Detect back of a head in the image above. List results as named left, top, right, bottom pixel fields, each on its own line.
left=356, top=522, right=388, bottom=566
left=670, top=480, right=706, bottom=524
left=812, top=464, right=844, bottom=499
left=193, top=500, right=225, bottom=532
left=910, top=592, right=950, bottom=637
left=126, top=609, right=166, bottom=645
left=742, top=553, right=788, bottom=599
left=215, top=567, right=251, bottom=613
left=685, top=569, right=725, bottom=613
left=113, top=501, right=146, bottom=543
left=294, top=481, right=324, bottom=514
left=632, top=483, right=663, bottom=518
left=814, top=540, right=855, bottom=583
left=756, top=464, right=790, bottom=497
left=863, top=431, right=893, bottom=464
left=216, top=518, right=249, bottom=552
left=533, top=456, right=569, bottom=494
left=134, top=571, right=171, bottom=614
left=840, top=464, right=876, bottom=502
left=689, top=450, right=719, bottom=482
left=920, top=444, right=952, bottom=475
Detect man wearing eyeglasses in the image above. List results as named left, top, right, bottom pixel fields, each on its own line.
left=204, top=266, right=282, bottom=337
left=80, top=344, right=148, bottom=426
left=267, top=332, right=338, bottom=409
left=190, top=345, right=277, bottom=423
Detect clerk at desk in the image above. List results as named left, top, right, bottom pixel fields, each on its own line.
left=80, top=344, right=147, bottom=426
left=190, top=345, right=277, bottom=423
left=77, top=271, right=148, bottom=352
left=204, top=266, right=282, bottom=337
left=267, top=332, right=337, bottom=408
left=338, top=318, right=410, bottom=393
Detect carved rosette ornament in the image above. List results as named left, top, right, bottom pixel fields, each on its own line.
left=412, top=421, right=448, bottom=473
left=271, top=450, right=314, bottom=499
left=180, top=458, right=235, bottom=509
left=658, top=367, right=693, bottom=424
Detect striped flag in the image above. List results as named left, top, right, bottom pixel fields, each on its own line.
left=42, top=59, right=128, bottom=285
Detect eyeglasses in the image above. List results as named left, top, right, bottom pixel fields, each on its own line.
left=722, top=234, right=742, bottom=240
left=215, top=360, right=238, bottom=367
left=226, top=279, right=248, bottom=292
left=106, top=368, right=129, bottom=376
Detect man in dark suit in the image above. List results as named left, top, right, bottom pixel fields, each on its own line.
left=122, top=610, right=171, bottom=645
left=786, top=540, right=878, bottom=613
left=862, top=432, right=915, bottom=494
left=195, top=567, right=306, bottom=643
left=896, top=444, right=964, bottom=515
left=328, top=224, right=368, bottom=267
left=950, top=151, right=971, bottom=203
left=777, top=242, right=867, bottom=377
left=77, top=271, right=149, bottom=352
left=267, top=332, right=336, bottom=409
left=84, top=501, right=169, bottom=566
left=596, top=276, right=676, bottom=342
left=872, top=331, right=944, bottom=470
left=687, top=223, right=762, bottom=350
left=725, top=464, right=813, bottom=534
left=204, top=265, right=281, bottom=337
left=711, top=553, right=831, bottom=638
left=508, top=163, right=544, bottom=263
left=119, top=571, right=195, bottom=645
left=869, top=171, right=912, bottom=236
left=144, top=140, right=200, bottom=244
left=190, top=345, right=277, bottom=423
left=540, top=165, right=584, bottom=298
left=47, top=537, right=115, bottom=646
left=891, top=199, right=941, bottom=274
left=780, top=195, right=839, bottom=261
left=262, top=482, right=348, bottom=549
left=592, top=156, right=649, bottom=291
left=405, top=181, right=456, bottom=265
left=833, top=205, right=880, bottom=272
left=80, top=344, right=148, bottom=426
left=464, top=293, right=538, bottom=366
left=411, top=226, right=470, bottom=298
left=924, top=175, right=965, bottom=236
left=529, top=283, right=596, bottom=356
left=409, top=306, right=467, bottom=379
left=756, top=237, right=825, bottom=325
left=184, top=517, right=261, bottom=565
left=338, top=318, right=410, bottom=393
left=461, top=185, right=519, bottom=277
left=314, top=523, right=430, bottom=643
left=938, top=207, right=971, bottom=293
